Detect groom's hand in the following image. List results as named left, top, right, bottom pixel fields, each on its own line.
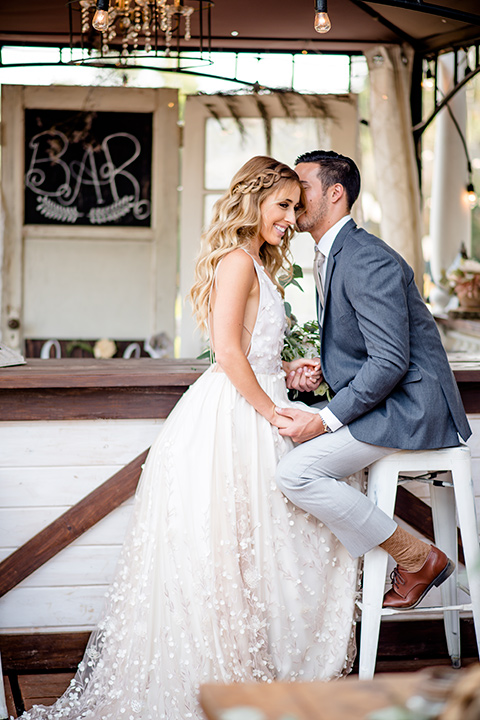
left=275, top=407, right=326, bottom=443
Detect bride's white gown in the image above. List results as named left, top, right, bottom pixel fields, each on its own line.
left=24, top=256, right=360, bottom=720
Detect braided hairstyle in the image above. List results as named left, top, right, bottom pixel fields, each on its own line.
left=189, top=156, right=304, bottom=332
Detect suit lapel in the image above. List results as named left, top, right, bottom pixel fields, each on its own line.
left=319, top=218, right=356, bottom=348
left=323, top=218, right=355, bottom=303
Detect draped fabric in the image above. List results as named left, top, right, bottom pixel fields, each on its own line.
left=365, top=45, right=424, bottom=287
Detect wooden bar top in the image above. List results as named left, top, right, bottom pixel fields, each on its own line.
left=0, top=354, right=478, bottom=385
left=200, top=673, right=420, bottom=720
left=0, top=355, right=480, bottom=421
left=0, top=358, right=209, bottom=389
left=448, top=353, right=480, bottom=380
left=0, top=359, right=209, bottom=421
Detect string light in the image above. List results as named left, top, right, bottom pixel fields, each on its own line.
left=314, top=0, right=331, bottom=34
left=91, top=0, right=110, bottom=32
left=466, top=181, right=477, bottom=208
left=422, top=66, right=434, bottom=89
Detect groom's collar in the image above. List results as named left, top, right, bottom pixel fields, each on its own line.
left=316, top=215, right=353, bottom=259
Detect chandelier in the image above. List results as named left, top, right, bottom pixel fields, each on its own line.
left=79, top=0, right=214, bottom=59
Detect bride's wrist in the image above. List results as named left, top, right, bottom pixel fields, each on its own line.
left=263, top=404, right=277, bottom=424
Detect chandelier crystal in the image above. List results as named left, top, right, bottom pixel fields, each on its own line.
left=80, top=0, right=212, bottom=58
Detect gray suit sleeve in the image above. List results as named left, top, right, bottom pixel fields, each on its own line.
left=326, top=244, right=411, bottom=426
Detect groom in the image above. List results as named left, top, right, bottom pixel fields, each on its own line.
left=276, top=150, right=471, bottom=609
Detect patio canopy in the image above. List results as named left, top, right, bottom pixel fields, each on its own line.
left=1, top=1, right=479, bottom=56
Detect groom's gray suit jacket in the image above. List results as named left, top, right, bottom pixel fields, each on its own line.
left=320, top=219, right=471, bottom=449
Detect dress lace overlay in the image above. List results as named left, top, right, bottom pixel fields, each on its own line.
left=23, top=257, right=361, bottom=720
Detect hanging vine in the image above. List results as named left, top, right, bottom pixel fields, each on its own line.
left=201, top=89, right=340, bottom=153
left=253, top=95, right=272, bottom=155
left=221, top=95, right=247, bottom=142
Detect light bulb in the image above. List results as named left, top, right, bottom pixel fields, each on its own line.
left=467, top=182, right=477, bottom=208
left=93, top=8, right=110, bottom=31
left=314, top=10, right=331, bottom=33
left=314, top=0, right=331, bottom=34
left=422, top=68, right=434, bottom=89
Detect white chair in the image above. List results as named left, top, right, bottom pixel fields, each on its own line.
left=358, top=445, right=480, bottom=680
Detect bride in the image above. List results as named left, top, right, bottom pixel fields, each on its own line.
left=23, top=157, right=359, bottom=720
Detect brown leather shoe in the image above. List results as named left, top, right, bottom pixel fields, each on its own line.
left=382, top=546, right=455, bottom=610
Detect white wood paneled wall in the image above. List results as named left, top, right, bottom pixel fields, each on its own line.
left=0, top=419, right=164, bottom=632
left=1, top=416, right=480, bottom=632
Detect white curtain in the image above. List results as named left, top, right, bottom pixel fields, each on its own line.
left=365, top=45, right=424, bottom=288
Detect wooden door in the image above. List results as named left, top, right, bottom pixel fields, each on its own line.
left=1, top=85, right=179, bottom=354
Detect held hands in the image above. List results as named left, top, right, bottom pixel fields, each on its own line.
left=266, top=405, right=295, bottom=430
left=275, top=407, right=326, bottom=443
left=283, top=357, right=323, bottom=393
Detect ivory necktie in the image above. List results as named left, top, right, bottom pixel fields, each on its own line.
left=313, top=247, right=326, bottom=312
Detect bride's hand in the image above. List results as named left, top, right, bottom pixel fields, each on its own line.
left=266, top=405, right=294, bottom=429
left=283, top=357, right=323, bottom=392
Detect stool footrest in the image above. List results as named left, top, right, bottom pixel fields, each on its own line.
left=357, top=601, right=473, bottom=615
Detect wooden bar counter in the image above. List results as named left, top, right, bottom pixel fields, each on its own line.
left=447, top=355, right=480, bottom=414
left=0, top=358, right=209, bottom=421
left=1, top=355, right=479, bottom=421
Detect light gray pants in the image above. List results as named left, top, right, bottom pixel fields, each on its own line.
left=276, top=426, right=399, bottom=558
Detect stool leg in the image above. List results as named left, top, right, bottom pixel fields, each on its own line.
left=452, top=451, right=480, bottom=659
left=359, top=464, right=398, bottom=680
left=430, top=477, right=461, bottom=667
left=359, top=547, right=389, bottom=680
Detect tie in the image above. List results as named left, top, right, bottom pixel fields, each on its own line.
left=313, top=247, right=326, bottom=313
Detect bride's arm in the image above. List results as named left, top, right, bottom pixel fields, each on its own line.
left=212, top=250, right=290, bottom=428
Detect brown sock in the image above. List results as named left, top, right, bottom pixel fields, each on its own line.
left=379, top=526, right=431, bottom=572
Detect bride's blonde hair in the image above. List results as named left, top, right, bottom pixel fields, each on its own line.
left=189, top=156, right=304, bottom=331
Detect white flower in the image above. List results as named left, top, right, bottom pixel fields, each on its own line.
left=243, top=567, right=262, bottom=588
left=86, top=647, right=101, bottom=661
left=93, top=338, right=117, bottom=359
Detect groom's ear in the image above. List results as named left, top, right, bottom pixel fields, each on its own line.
left=330, top=183, right=347, bottom=205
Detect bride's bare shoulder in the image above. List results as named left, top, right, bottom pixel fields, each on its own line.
left=216, top=248, right=255, bottom=280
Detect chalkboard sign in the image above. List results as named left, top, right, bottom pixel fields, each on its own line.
left=24, top=109, right=152, bottom=226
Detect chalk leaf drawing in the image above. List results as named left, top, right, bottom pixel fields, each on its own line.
left=88, top=196, right=135, bottom=224
left=36, top=196, right=83, bottom=224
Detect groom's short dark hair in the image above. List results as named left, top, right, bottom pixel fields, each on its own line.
left=295, top=150, right=361, bottom=210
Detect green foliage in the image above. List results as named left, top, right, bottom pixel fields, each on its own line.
left=280, top=263, right=305, bottom=292
left=66, top=340, right=94, bottom=357
left=281, top=318, right=331, bottom=400
left=281, top=320, right=321, bottom=361
left=280, top=263, right=331, bottom=399
left=197, top=347, right=212, bottom=360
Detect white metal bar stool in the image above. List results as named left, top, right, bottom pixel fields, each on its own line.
left=358, top=444, right=480, bottom=680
